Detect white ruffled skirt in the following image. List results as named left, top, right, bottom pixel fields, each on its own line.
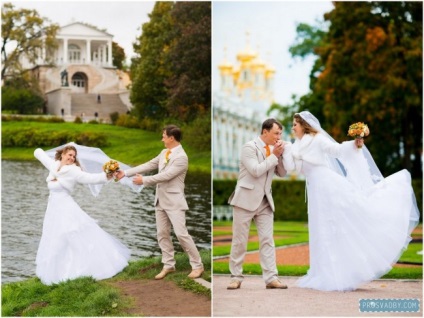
left=296, top=164, right=419, bottom=291
left=36, top=182, right=130, bottom=285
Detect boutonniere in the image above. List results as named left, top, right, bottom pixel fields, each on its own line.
left=163, top=150, right=171, bottom=166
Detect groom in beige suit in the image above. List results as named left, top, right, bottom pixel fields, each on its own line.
left=116, top=125, right=204, bottom=279
left=227, top=118, right=288, bottom=290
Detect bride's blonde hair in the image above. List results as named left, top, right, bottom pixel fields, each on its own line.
left=55, top=145, right=81, bottom=167
left=294, top=113, right=319, bottom=135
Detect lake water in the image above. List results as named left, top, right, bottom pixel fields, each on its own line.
left=1, top=160, right=211, bottom=284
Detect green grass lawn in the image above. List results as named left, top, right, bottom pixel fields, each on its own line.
left=213, top=221, right=309, bottom=257
left=213, top=221, right=423, bottom=279
left=2, top=250, right=211, bottom=317
left=1, top=121, right=210, bottom=173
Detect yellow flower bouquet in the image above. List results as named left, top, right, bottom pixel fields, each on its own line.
left=347, top=122, right=370, bottom=148
left=103, top=159, right=120, bottom=181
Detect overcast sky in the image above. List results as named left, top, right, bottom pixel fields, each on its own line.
left=9, top=1, right=334, bottom=105
left=9, top=1, right=156, bottom=63
left=212, top=1, right=333, bottom=104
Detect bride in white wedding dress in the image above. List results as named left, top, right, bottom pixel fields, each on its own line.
left=282, top=111, right=420, bottom=291
left=34, top=145, right=131, bottom=285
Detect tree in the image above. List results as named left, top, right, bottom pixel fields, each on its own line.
left=2, top=75, right=45, bottom=114
left=112, top=41, right=126, bottom=70
left=1, top=2, right=59, bottom=78
left=164, top=2, right=211, bottom=122
left=287, top=1, right=422, bottom=178
left=130, top=2, right=174, bottom=119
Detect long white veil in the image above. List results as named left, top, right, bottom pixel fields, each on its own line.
left=46, top=142, right=143, bottom=197
left=298, top=111, right=384, bottom=183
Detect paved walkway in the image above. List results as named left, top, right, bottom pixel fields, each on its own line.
left=213, top=275, right=422, bottom=317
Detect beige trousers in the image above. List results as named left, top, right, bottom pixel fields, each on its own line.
left=155, top=203, right=203, bottom=270
left=229, top=197, right=278, bottom=284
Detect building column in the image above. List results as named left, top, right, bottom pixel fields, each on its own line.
left=97, top=47, right=101, bottom=64
left=102, top=45, right=107, bottom=65
left=63, top=38, right=68, bottom=64
left=86, top=39, right=91, bottom=64
left=108, top=40, right=113, bottom=66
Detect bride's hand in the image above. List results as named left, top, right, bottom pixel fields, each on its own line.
left=355, top=138, right=364, bottom=148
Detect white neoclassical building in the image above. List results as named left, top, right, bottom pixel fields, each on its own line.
left=21, top=22, right=131, bottom=121
left=213, top=45, right=276, bottom=179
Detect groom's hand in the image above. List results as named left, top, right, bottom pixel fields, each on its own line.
left=273, top=140, right=284, bottom=157
left=115, top=170, right=125, bottom=180
left=133, top=174, right=143, bottom=185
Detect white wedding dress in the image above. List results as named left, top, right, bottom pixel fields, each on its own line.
left=35, top=149, right=130, bottom=285
left=283, top=133, right=420, bottom=291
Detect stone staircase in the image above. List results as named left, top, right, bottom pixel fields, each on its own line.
left=71, top=93, right=129, bottom=121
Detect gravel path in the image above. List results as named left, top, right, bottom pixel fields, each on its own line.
left=213, top=275, right=422, bottom=317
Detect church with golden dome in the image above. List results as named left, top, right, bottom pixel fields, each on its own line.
left=213, top=40, right=276, bottom=179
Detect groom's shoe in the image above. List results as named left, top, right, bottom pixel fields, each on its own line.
left=227, top=280, right=242, bottom=290
left=155, top=267, right=176, bottom=280
left=266, top=279, right=288, bottom=289
left=188, top=268, right=204, bottom=279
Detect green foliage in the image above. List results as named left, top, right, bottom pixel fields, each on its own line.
left=164, top=2, right=211, bottom=122
left=112, top=41, right=125, bottom=70
left=130, top=2, right=211, bottom=128
left=1, top=115, right=64, bottom=123
left=181, top=111, right=211, bottom=152
left=73, top=116, right=82, bottom=124
left=1, top=86, right=45, bottom=114
left=1, top=2, right=59, bottom=78
left=285, top=1, right=423, bottom=178
left=130, top=2, right=173, bottom=120
left=115, top=113, right=141, bottom=129
left=214, top=179, right=422, bottom=222
left=2, top=127, right=109, bottom=148
left=109, top=111, right=120, bottom=125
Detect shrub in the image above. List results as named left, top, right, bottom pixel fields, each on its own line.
left=213, top=179, right=423, bottom=222
left=2, top=128, right=109, bottom=148
left=1, top=86, right=44, bottom=114
left=109, top=112, right=120, bottom=125
left=182, top=112, right=211, bottom=151
left=74, top=116, right=83, bottom=124
left=115, top=114, right=140, bottom=129
left=1, top=115, right=64, bottom=123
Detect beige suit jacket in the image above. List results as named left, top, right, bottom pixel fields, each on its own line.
left=228, top=137, right=286, bottom=212
left=125, top=146, right=189, bottom=211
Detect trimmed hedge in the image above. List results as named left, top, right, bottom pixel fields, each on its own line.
left=214, top=179, right=423, bottom=222
left=1, top=115, right=65, bottom=123
left=2, top=128, right=109, bottom=148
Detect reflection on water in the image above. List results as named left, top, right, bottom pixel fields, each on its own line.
left=1, top=160, right=211, bottom=284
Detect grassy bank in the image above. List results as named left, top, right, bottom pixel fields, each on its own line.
left=1, top=121, right=211, bottom=174
left=2, top=250, right=211, bottom=317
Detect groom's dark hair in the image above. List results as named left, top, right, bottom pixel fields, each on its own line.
left=261, top=118, right=282, bottom=134
left=163, top=125, right=182, bottom=142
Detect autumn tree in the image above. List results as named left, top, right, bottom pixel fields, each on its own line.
left=164, top=1, right=211, bottom=121
left=287, top=1, right=422, bottom=177
left=1, top=2, right=59, bottom=78
left=130, top=2, right=174, bottom=119
left=112, top=41, right=126, bottom=70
